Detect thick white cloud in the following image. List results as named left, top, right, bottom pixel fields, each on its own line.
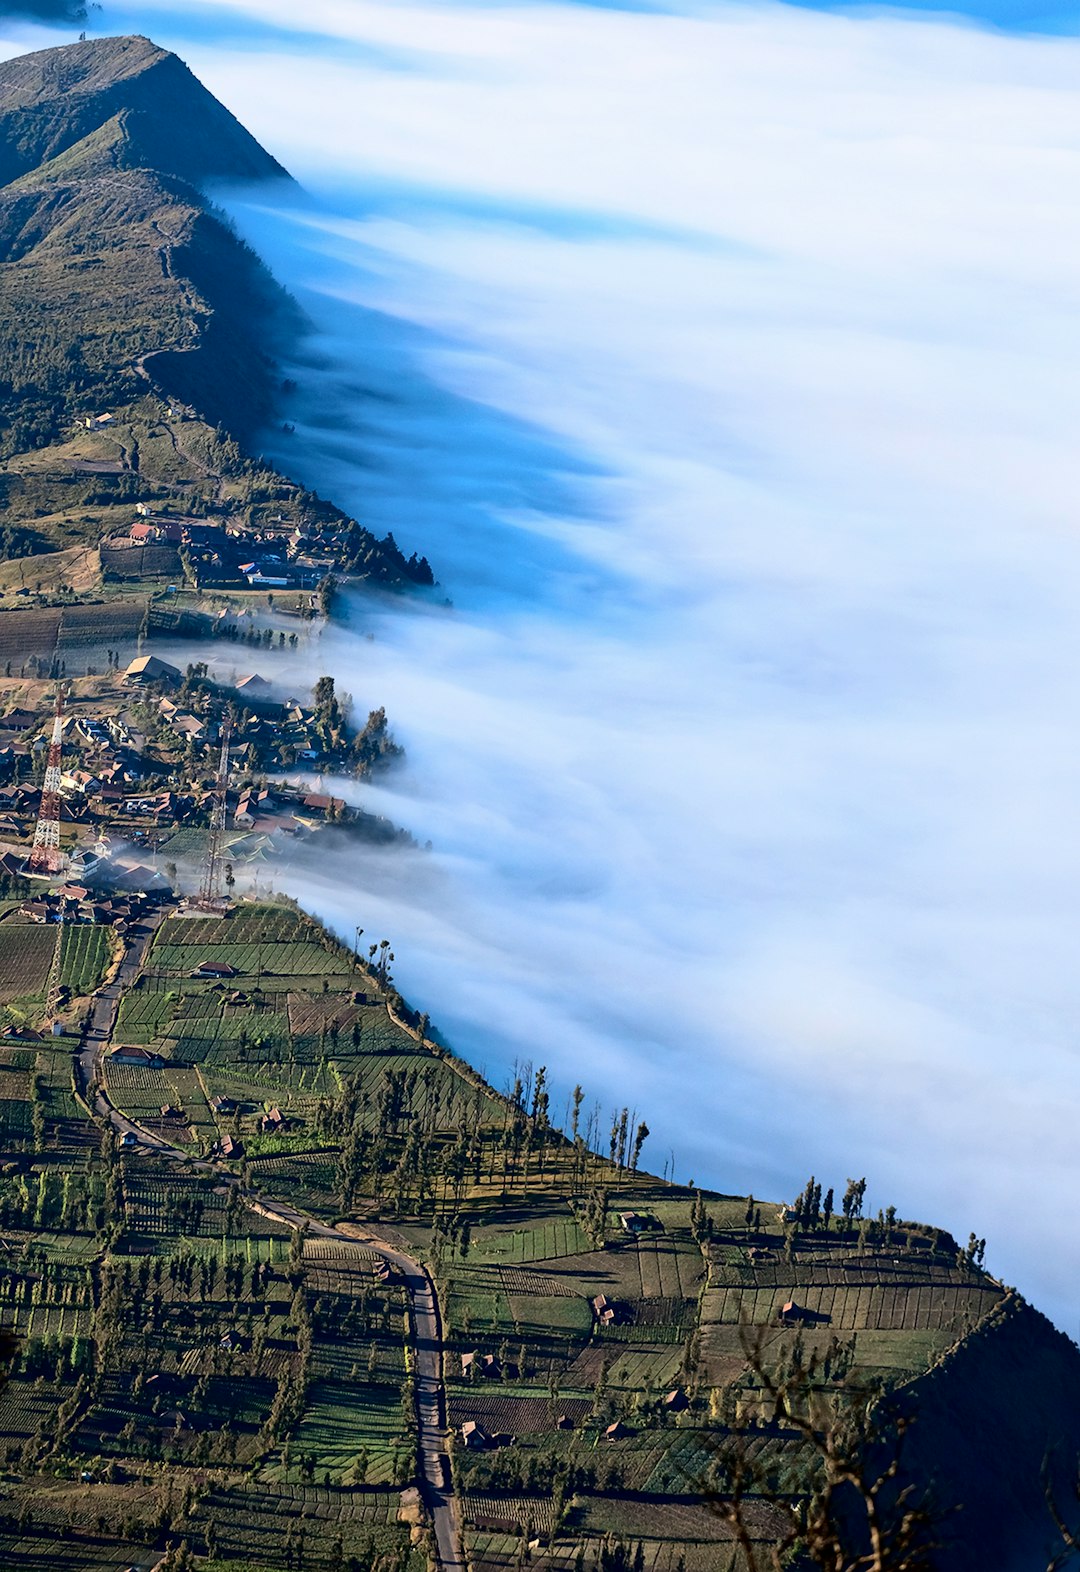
left=6, top=0, right=1080, bottom=1325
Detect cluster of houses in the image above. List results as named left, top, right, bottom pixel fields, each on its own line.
left=232, top=785, right=345, bottom=836
left=104, top=505, right=366, bottom=593
left=18, top=883, right=156, bottom=929
left=459, top=1420, right=515, bottom=1451
left=0, top=705, right=154, bottom=806
left=591, top=1293, right=624, bottom=1328
left=457, top=1385, right=691, bottom=1453
left=106, top=1060, right=293, bottom=1149
left=0, top=669, right=351, bottom=853
left=122, top=661, right=339, bottom=778
left=2, top=1019, right=68, bottom=1045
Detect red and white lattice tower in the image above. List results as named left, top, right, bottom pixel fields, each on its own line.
left=192, top=716, right=233, bottom=912
left=26, top=691, right=67, bottom=879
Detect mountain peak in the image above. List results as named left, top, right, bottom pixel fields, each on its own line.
left=0, top=34, right=288, bottom=190
left=0, top=35, right=166, bottom=104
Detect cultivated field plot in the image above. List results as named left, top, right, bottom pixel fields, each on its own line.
left=58, top=925, right=110, bottom=993
left=596, top=1302, right=696, bottom=1347
left=522, top=1244, right=657, bottom=1302
left=156, top=910, right=307, bottom=946
left=466, top=1494, right=558, bottom=1532
left=150, top=939, right=355, bottom=976
left=56, top=600, right=147, bottom=647
left=303, top=1237, right=378, bottom=1266
left=499, top=1266, right=581, bottom=1297
left=0, top=1056, right=30, bottom=1107
left=245, top=1149, right=338, bottom=1202
left=567, top=1343, right=683, bottom=1392
left=98, top=540, right=181, bottom=579
left=3, top=1300, right=93, bottom=1341
left=634, top=1233, right=705, bottom=1300
left=288, top=990, right=368, bottom=1035
left=579, top=1496, right=740, bottom=1544
left=503, top=1292, right=595, bottom=1338
left=0, top=1532, right=143, bottom=1571
left=35, top=1041, right=83, bottom=1124
left=286, top=1380, right=411, bottom=1484
left=472, top=1217, right=590, bottom=1263
left=0, top=922, right=57, bottom=1002
left=107, top=1061, right=214, bottom=1148
left=0, top=1382, right=67, bottom=1441
left=195, top=1480, right=408, bottom=1566
left=466, top=1530, right=739, bottom=1572
left=709, top=1247, right=985, bottom=1291
left=0, top=601, right=150, bottom=664
left=700, top=1276, right=1002, bottom=1332
left=0, top=608, right=62, bottom=661
left=156, top=827, right=209, bottom=858
left=0, top=1097, right=33, bottom=1143
left=452, top=1392, right=593, bottom=1435
left=113, top=984, right=173, bottom=1041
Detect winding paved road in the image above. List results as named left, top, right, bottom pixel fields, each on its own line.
left=73, top=908, right=465, bottom=1570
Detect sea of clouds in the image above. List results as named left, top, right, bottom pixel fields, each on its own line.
left=4, top=0, right=1080, bottom=1327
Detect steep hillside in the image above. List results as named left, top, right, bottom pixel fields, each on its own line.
left=0, top=37, right=291, bottom=455
left=898, top=1294, right=1080, bottom=1570
left=0, top=35, right=431, bottom=587
left=0, top=34, right=286, bottom=188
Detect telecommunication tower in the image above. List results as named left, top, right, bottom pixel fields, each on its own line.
left=25, top=692, right=67, bottom=880
left=193, top=717, right=233, bottom=913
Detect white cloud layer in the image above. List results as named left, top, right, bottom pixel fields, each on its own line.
left=6, top=0, right=1080, bottom=1326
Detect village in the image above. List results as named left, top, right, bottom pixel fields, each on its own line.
left=0, top=652, right=402, bottom=895
left=96, top=490, right=431, bottom=596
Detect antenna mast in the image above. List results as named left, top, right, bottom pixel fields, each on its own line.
left=195, top=716, right=232, bottom=912
left=26, top=691, right=67, bottom=879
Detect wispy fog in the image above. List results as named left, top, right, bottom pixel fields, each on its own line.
left=6, top=0, right=1080, bottom=1326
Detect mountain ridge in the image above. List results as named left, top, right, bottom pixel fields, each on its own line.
left=0, top=35, right=293, bottom=453
left=0, top=33, right=432, bottom=587
left=0, top=34, right=288, bottom=189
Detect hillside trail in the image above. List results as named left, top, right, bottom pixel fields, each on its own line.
left=72, top=902, right=465, bottom=1571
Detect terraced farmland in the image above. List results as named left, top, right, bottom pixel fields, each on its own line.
left=0, top=600, right=148, bottom=663
left=0, top=882, right=1038, bottom=1572
left=0, top=921, right=57, bottom=1004
left=57, top=924, right=111, bottom=994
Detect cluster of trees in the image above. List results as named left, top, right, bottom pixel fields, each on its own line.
left=0, top=1167, right=102, bottom=1234
left=336, top=526, right=434, bottom=587
left=311, top=676, right=404, bottom=779
left=0, top=523, right=41, bottom=562
left=606, top=1106, right=649, bottom=1172
left=784, top=1174, right=868, bottom=1237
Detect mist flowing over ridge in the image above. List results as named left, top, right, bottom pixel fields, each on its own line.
left=7, top=0, right=1080, bottom=1333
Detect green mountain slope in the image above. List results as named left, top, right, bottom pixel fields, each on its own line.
left=0, top=34, right=286, bottom=188
left=0, top=35, right=431, bottom=587
left=0, top=36, right=292, bottom=455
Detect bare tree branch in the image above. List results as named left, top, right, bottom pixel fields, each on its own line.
left=691, top=1322, right=941, bottom=1572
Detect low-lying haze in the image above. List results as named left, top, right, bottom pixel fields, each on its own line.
left=4, top=0, right=1080, bottom=1326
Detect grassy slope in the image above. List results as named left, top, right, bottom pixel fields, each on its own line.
left=0, top=36, right=285, bottom=189
left=0, top=55, right=293, bottom=453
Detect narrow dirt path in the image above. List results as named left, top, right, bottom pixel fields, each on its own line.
left=72, top=909, right=466, bottom=1570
